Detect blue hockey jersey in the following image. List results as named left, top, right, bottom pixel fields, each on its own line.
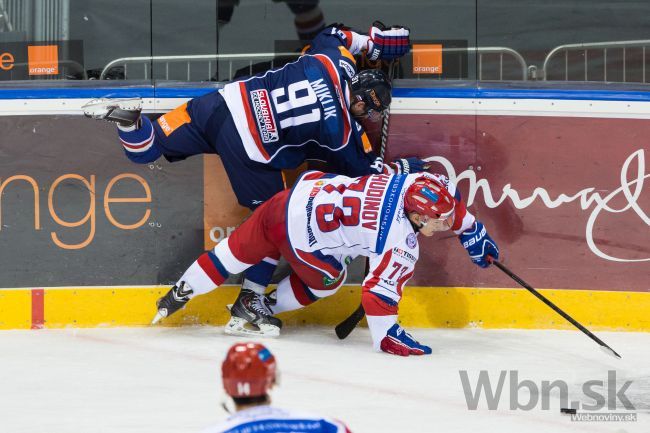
left=219, top=26, right=377, bottom=174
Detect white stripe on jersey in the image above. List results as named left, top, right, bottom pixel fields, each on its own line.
left=219, top=85, right=262, bottom=162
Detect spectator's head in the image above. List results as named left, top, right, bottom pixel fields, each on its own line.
left=222, top=342, right=277, bottom=409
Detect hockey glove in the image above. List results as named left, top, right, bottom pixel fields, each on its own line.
left=370, top=156, right=385, bottom=174
left=459, top=221, right=499, bottom=268
left=380, top=323, right=432, bottom=356
left=390, top=157, right=429, bottom=174
left=367, top=21, right=410, bottom=61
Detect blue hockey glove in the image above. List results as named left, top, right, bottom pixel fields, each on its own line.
left=367, top=22, right=410, bottom=61
left=459, top=221, right=499, bottom=268
left=391, top=157, right=429, bottom=174
left=380, top=323, right=432, bottom=356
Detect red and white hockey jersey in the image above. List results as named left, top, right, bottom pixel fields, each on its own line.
left=286, top=171, right=476, bottom=306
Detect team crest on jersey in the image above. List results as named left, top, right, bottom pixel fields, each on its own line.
left=249, top=89, right=279, bottom=144
left=406, top=233, right=417, bottom=249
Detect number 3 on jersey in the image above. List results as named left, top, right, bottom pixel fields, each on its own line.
left=271, top=80, right=320, bottom=129
left=314, top=177, right=368, bottom=232
left=316, top=197, right=361, bottom=232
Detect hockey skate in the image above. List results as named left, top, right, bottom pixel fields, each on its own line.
left=151, top=281, right=193, bottom=325
left=81, top=97, right=142, bottom=128
left=225, top=289, right=282, bottom=338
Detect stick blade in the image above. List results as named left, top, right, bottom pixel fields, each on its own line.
left=600, top=345, right=622, bottom=359
left=335, top=305, right=365, bottom=340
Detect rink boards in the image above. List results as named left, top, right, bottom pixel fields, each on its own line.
left=1, top=284, right=649, bottom=331
left=0, top=85, right=648, bottom=331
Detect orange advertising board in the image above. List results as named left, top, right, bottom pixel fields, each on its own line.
left=27, top=45, right=59, bottom=76
left=203, top=155, right=250, bottom=250
left=412, top=44, right=443, bottom=74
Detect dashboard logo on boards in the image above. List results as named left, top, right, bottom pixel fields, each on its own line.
left=0, top=173, right=152, bottom=250
left=424, top=149, right=650, bottom=263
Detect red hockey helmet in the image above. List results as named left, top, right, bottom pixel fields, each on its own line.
left=404, top=176, right=455, bottom=221
left=222, top=342, right=277, bottom=398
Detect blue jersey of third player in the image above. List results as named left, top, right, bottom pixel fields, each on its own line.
left=219, top=28, right=364, bottom=170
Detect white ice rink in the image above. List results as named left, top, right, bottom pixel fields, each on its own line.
left=1, top=326, right=648, bottom=433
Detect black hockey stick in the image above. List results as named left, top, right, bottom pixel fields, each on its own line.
left=335, top=303, right=366, bottom=339
left=335, top=60, right=398, bottom=340
left=490, top=258, right=622, bottom=359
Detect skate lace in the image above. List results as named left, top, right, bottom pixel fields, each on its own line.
left=247, top=293, right=273, bottom=317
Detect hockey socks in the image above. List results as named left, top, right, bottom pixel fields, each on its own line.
left=118, top=115, right=162, bottom=163
left=268, top=273, right=317, bottom=314
left=174, top=251, right=230, bottom=296
left=242, top=257, right=279, bottom=295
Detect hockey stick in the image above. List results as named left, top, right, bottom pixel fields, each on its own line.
left=335, top=60, right=398, bottom=340
left=490, top=258, right=622, bottom=359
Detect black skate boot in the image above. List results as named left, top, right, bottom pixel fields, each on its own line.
left=225, top=289, right=282, bottom=337
left=81, top=97, right=142, bottom=128
left=151, top=281, right=193, bottom=325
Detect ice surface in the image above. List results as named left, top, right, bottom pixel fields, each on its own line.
left=0, top=326, right=648, bottom=433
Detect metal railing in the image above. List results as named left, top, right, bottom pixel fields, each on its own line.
left=100, top=53, right=301, bottom=81
left=542, top=39, right=650, bottom=83
left=99, top=41, right=650, bottom=84
left=445, top=46, right=527, bottom=81
left=102, top=48, right=528, bottom=82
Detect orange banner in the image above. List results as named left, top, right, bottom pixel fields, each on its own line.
left=203, top=155, right=249, bottom=250
left=27, top=45, right=59, bottom=76
left=412, top=44, right=443, bottom=75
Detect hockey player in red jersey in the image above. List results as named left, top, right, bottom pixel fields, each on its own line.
left=82, top=21, right=426, bottom=336
left=152, top=171, right=499, bottom=355
left=203, top=341, right=352, bottom=433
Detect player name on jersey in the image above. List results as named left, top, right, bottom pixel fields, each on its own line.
left=361, top=174, right=391, bottom=230
left=309, top=78, right=337, bottom=120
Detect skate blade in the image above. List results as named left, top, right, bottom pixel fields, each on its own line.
left=151, top=310, right=166, bottom=325
left=81, top=97, right=142, bottom=115
left=224, top=317, right=280, bottom=338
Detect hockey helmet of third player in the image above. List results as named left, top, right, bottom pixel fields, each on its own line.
left=222, top=342, right=277, bottom=398
left=404, top=176, right=455, bottom=221
left=350, top=69, right=392, bottom=113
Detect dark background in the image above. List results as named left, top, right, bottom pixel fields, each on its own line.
left=0, top=116, right=204, bottom=286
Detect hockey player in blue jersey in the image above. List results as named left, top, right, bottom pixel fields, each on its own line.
left=83, top=21, right=426, bottom=336
left=205, top=341, right=352, bottom=433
